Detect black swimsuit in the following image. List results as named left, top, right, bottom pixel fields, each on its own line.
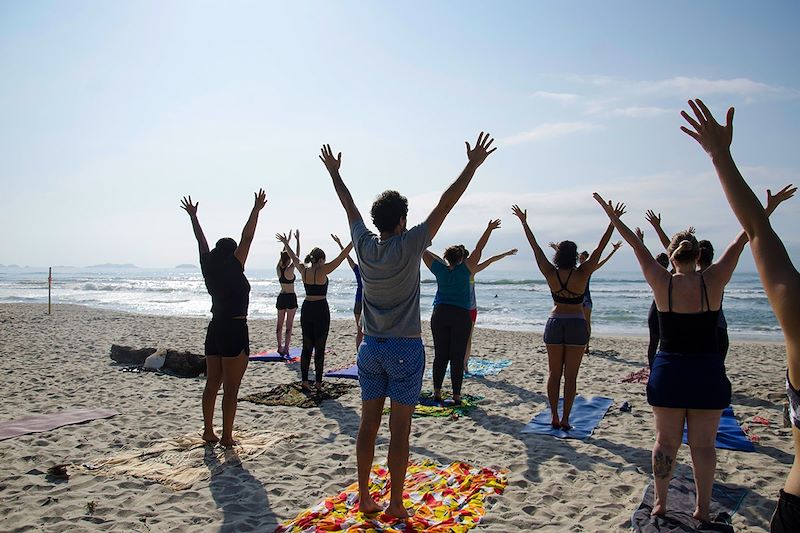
left=551, top=269, right=585, bottom=305
left=276, top=264, right=298, bottom=310
left=647, top=275, right=731, bottom=409
left=300, top=269, right=330, bottom=383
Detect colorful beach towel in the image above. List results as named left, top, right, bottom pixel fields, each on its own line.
left=383, top=391, right=483, bottom=418
left=82, top=431, right=292, bottom=490
left=631, top=475, right=747, bottom=532
left=521, top=396, right=613, bottom=439
left=425, top=358, right=512, bottom=380
left=621, top=367, right=650, bottom=384
left=0, top=408, right=119, bottom=441
left=276, top=460, right=508, bottom=532
left=249, top=347, right=301, bottom=362
left=239, top=382, right=356, bottom=408
left=325, top=363, right=359, bottom=379
left=681, top=406, right=755, bottom=452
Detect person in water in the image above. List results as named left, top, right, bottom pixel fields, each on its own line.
left=512, top=202, right=621, bottom=430
left=276, top=234, right=353, bottom=392
left=180, top=189, right=267, bottom=448
left=321, top=133, right=496, bottom=518
left=276, top=229, right=300, bottom=355
left=332, top=233, right=364, bottom=353
left=678, top=98, right=800, bottom=531
left=464, top=246, right=517, bottom=374
left=576, top=242, right=621, bottom=354
left=423, top=219, right=502, bottom=403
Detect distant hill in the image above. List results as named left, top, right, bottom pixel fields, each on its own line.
left=175, top=264, right=198, bottom=270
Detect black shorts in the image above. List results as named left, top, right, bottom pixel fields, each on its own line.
left=543, top=314, right=589, bottom=346
left=276, top=292, right=298, bottom=310
left=771, top=490, right=800, bottom=532
left=204, top=318, right=249, bottom=357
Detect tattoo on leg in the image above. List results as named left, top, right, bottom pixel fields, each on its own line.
left=653, top=450, right=673, bottom=479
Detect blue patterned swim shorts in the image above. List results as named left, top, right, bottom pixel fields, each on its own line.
left=357, top=336, right=425, bottom=406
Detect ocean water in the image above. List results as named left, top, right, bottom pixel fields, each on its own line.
left=0, top=266, right=782, bottom=340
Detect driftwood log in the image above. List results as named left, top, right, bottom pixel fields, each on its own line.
left=109, top=344, right=206, bottom=378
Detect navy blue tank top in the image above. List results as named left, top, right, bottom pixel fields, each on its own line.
left=657, top=275, right=719, bottom=355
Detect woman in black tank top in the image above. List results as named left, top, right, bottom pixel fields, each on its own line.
left=182, top=189, right=267, bottom=448
left=277, top=233, right=353, bottom=392
left=595, top=191, right=745, bottom=523
left=276, top=229, right=300, bottom=355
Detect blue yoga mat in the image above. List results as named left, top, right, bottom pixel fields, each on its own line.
left=249, top=347, right=302, bottom=362
left=681, top=406, right=755, bottom=452
left=325, top=364, right=359, bottom=379
left=522, top=396, right=613, bottom=440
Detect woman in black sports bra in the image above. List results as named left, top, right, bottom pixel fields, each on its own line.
left=181, top=189, right=267, bottom=448
left=276, top=234, right=353, bottom=392
left=276, top=229, right=300, bottom=355
left=679, top=98, right=800, bottom=531
left=595, top=190, right=745, bottom=524
left=512, top=203, right=622, bottom=431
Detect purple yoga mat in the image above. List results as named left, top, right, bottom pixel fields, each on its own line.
left=0, top=408, right=119, bottom=441
left=250, top=347, right=302, bottom=362
left=325, top=364, right=359, bottom=379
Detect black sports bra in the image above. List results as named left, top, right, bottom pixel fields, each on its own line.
left=304, top=269, right=328, bottom=297
left=278, top=264, right=295, bottom=284
left=551, top=269, right=585, bottom=305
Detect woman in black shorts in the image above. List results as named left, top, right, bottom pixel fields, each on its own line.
left=181, top=189, right=267, bottom=447
left=595, top=188, right=742, bottom=523
left=277, top=233, right=353, bottom=392
left=512, top=203, right=621, bottom=430
left=276, top=229, right=300, bottom=355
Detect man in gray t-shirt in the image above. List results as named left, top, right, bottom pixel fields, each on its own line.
left=319, top=134, right=496, bottom=519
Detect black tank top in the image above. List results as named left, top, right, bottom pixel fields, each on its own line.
left=551, top=269, right=585, bottom=304
left=201, top=252, right=250, bottom=318
left=303, top=268, right=328, bottom=297
left=657, top=274, right=719, bottom=355
left=278, top=264, right=295, bottom=284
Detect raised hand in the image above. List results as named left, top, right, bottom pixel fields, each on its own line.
left=645, top=210, right=661, bottom=228
left=549, top=242, right=559, bottom=251
left=511, top=204, right=527, bottom=224
left=180, top=196, right=198, bottom=217
left=319, top=144, right=342, bottom=174
left=253, top=188, right=267, bottom=211
left=593, top=193, right=617, bottom=218
left=680, top=98, right=735, bottom=158
left=466, top=132, right=497, bottom=167
left=612, top=202, right=626, bottom=218
left=487, top=219, right=502, bottom=231
left=295, top=229, right=300, bottom=240
left=687, top=226, right=696, bottom=234
left=766, top=184, right=797, bottom=213
left=635, top=227, right=645, bottom=242
left=507, top=248, right=519, bottom=256
left=612, top=241, right=623, bottom=251
left=275, top=232, right=290, bottom=246
left=331, top=233, right=343, bottom=246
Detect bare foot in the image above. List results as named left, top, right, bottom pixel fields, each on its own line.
left=692, top=509, right=710, bottom=522
left=358, top=496, right=383, bottom=514
left=219, top=436, right=238, bottom=448
left=202, top=431, right=220, bottom=444
left=551, top=416, right=560, bottom=429
left=301, top=381, right=314, bottom=393
left=651, top=503, right=667, bottom=517
left=385, top=501, right=411, bottom=519
left=315, top=381, right=323, bottom=393
left=559, top=420, right=572, bottom=431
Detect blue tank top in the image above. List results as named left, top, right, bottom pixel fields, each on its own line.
left=431, top=261, right=471, bottom=309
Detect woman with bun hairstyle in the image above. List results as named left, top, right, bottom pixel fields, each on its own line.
left=277, top=233, right=353, bottom=392
left=512, top=204, right=621, bottom=430
left=275, top=229, right=300, bottom=355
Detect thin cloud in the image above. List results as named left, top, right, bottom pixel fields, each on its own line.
left=501, top=122, right=601, bottom=145
left=601, top=106, right=673, bottom=118
left=531, top=91, right=580, bottom=103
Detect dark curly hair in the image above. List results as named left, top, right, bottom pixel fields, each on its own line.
left=698, top=239, right=714, bottom=267
left=371, top=190, right=408, bottom=233
left=553, top=240, right=578, bottom=269
left=667, top=231, right=700, bottom=263
left=443, top=245, right=469, bottom=266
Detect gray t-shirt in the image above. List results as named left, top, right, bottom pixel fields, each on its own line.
left=351, top=219, right=431, bottom=338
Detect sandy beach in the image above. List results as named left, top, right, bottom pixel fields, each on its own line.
left=0, top=303, right=793, bottom=532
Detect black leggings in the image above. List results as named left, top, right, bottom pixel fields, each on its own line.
left=431, top=304, right=472, bottom=397
left=300, top=299, right=330, bottom=383
left=647, top=300, right=659, bottom=368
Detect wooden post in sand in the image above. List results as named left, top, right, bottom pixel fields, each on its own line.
left=48, top=267, right=52, bottom=315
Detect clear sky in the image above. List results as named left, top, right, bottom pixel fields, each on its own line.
left=1, top=1, right=798, bottom=273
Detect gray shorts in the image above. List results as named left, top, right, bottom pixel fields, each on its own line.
left=543, top=314, right=589, bottom=346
